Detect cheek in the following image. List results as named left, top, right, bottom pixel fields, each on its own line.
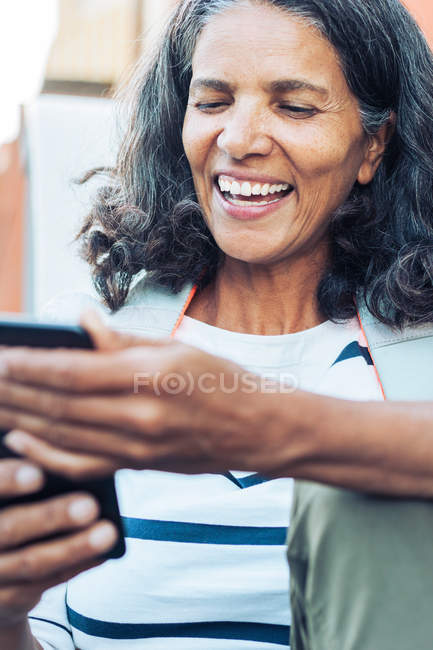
left=182, top=113, right=215, bottom=174
left=285, top=123, right=366, bottom=179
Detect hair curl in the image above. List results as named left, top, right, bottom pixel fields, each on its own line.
left=78, top=0, right=433, bottom=327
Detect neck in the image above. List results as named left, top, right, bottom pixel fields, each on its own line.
left=187, top=248, right=329, bottom=336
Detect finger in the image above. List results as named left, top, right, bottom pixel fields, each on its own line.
left=0, top=344, right=172, bottom=392
left=0, top=381, right=165, bottom=433
left=1, top=428, right=212, bottom=476
left=2, top=432, right=119, bottom=479
left=0, top=492, right=100, bottom=551
left=80, top=310, right=152, bottom=351
left=79, top=310, right=124, bottom=352
left=0, top=558, right=104, bottom=617
left=0, top=520, right=118, bottom=583
left=0, top=459, right=44, bottom=497
left=3, top=411, right=181, bottom=462
left=1, top=406, right=171, bottom=457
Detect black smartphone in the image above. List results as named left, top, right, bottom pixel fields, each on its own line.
left=0, top=318, right=126, bottom=560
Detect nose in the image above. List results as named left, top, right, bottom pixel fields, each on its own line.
left=216, top=102, right=273, bottom=160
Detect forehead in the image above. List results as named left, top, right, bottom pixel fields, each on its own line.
left=192, top=2, right=346, bottom=94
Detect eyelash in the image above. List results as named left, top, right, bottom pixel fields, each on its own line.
left=195, top=102, right=228, bottom=111
left=279, top=105, right=316, bottom=116
left=195, top=102, right=316, bottom=117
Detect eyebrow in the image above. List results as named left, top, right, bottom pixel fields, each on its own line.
left=190, top=78, right=235, bottom=93
left=190, top=78, right=328, bottom=96
left=269, top=79, right=328, bottom=96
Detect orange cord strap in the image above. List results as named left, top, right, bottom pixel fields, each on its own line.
left=170, top=284, right=199, bottom=338
left=356, top=307, right=386, bottom=401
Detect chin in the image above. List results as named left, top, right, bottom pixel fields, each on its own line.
left=217, top=241, right=281, bottom=265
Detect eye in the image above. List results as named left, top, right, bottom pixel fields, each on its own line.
left=195, top=102, right=229, bottom=112
left=279, top=105, right=316, bottom=118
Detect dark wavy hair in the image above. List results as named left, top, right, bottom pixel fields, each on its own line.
left=78, top=0, right=433, bottom=327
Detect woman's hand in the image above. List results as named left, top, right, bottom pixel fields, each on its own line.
left=0, top=458, right=117, bottom=628
left=0, top=312, right=292, bottom=478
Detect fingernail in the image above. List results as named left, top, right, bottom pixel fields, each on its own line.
left=69, top=498, right=98, bottom=523
left=15, top=465, right=43, bottom=488
left=89, top=523, right=117, bottom=550
left=3, top=432, right=29, bottom=453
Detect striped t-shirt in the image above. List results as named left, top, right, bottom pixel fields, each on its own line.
left=29, top=314, right=382, bottom=649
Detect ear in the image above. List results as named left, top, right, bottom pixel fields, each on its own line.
left=357, top=111, right=396, bottom=185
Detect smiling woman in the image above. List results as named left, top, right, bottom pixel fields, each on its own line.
left=182, top=5, right=383, bottom=285
left=0, top=1, right=433, bottom=650
left=77, top=0, right=432, bottom=330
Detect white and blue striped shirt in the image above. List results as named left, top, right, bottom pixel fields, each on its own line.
left=29, top=314, right=382, bottom=649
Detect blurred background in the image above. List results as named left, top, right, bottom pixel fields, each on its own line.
left=0, top=0, right=431, bottom=315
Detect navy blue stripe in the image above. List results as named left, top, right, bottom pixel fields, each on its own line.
left=67, top=607, right=290, bottom=645
left=238, top=473, right=270, bottom=488
left=122, top=517, right=286, bottom=545
left=223, top=471, right=243, bottom=487
left=29, top=616, right=73, bottom=638
left=224, top=472, right=270, bottom=489
left=332, top=341, right=373, bottom=367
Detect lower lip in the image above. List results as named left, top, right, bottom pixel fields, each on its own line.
left=214, top=185, right=294, bottom=221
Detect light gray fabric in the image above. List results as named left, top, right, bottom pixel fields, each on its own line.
left=289, top=305, right=433, bottom=649
left=357, top=303, right=433, bottom=400
left=41, top=277, right=195, bottom=340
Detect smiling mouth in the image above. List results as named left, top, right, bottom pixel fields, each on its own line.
left=215, top=176, right=294, bottom=207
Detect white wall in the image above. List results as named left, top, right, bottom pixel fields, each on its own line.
left=24, top=94, right=117, bottom=313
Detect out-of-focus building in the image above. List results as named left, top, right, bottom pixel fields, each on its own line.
left=0, top=0, right=178, bottom=312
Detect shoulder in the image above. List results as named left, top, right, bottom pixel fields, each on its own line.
left=39, top=274, right=166, bottom=322
left=40, top=275, right=195, bottom=337
left=39, top=290, right=107, bottom=323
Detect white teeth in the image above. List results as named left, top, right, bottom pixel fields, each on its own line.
left=217, top=177, right=292, bottom=198
left=231, top=181, right=241, bottom=195
left=218, top=178, right=230, bottom=192
left=240, top=182, right=252, bottom=197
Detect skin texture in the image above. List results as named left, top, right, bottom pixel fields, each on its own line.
left=182, top=2, right=389, bottom=334
left=0, top=451, right=117, bottom=647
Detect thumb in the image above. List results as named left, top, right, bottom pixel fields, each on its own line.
left=79, top=310, right=172, bottom=351
left=79, top=310, right=123, bottom=351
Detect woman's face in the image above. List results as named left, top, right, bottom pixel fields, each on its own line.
left=182, top=1, right=382, bottom=267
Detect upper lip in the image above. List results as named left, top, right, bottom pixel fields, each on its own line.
left=214, top=169, right=294, bottom=186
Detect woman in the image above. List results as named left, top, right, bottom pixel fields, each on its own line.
left=0, top=0, right=433, bottom=648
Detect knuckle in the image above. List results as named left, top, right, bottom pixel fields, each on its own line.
left=46, top=393, right=70, bottom=420
left=128, top=402, right=162, bottom=435
left=122, top=440, right=150, bottom=462
left=0, top=587, right=21, bottom=610
left=38, top=391, right=57, bottom=417
left=56, top=462, right=84, bottom=481
left=0, top=512, right=17, bottom=545
left=55, top=363, right=79, bottom=391
left=41, top=498, right=65, bottom=528
left=0, top=585, right=41, bottom=612
left=42, top=420, right=69, bottom=447
left=17, top=552, right=39, bottom=580
left=144, top=404, right=163, bottom=435
left=58, top=460, right=100, bottom=481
